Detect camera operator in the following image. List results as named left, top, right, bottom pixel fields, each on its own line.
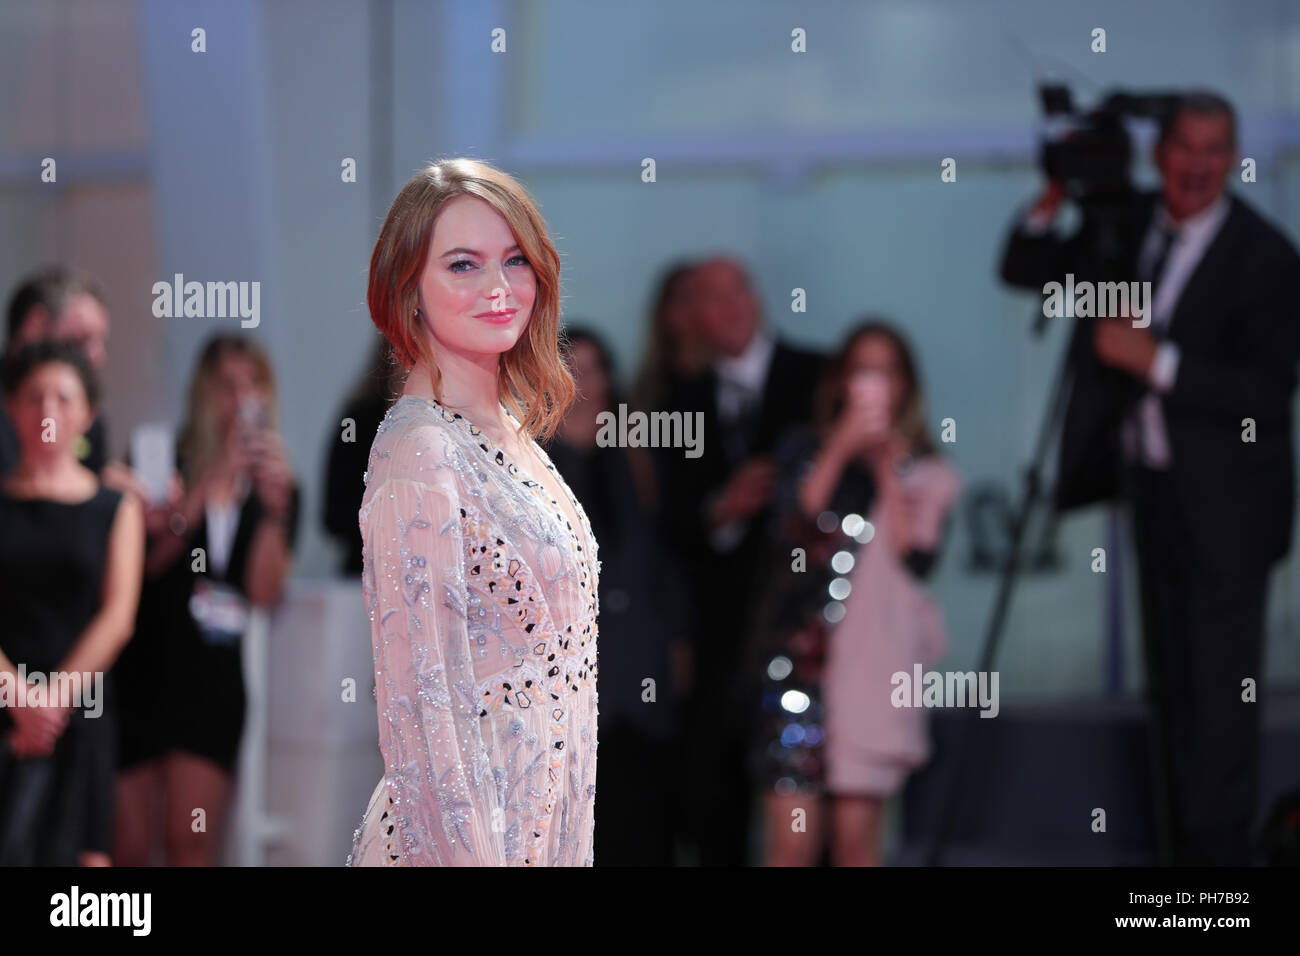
left=1000, top=90, right=1300, bottom=866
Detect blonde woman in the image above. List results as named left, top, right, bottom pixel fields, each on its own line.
left=347, top=158, right=600, bottom=867
left=113, top=334, right=299, bottom=866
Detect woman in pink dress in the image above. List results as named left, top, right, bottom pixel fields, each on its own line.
left=747, top=319, right=960, bottom=866
left=347, top=159, right=599, bottom=866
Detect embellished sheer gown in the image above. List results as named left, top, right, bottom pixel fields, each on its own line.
left=347, top=395, right=600, bottom=866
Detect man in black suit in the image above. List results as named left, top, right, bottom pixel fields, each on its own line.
left=658, top=255, right=826, bottom=865
left=1000, top=92, right=1300, bottom=865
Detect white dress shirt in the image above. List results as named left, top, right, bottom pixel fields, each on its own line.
left=1123, top=193, right=1231, bottom=468
left=205, top=472, right=250, bottom=578
left=709, top=327, right=776, bottom=551
left=714, top=326, right=775, bottom=421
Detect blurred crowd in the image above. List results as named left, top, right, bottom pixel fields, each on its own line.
left=0, top=255, right=958, bottom=867
left=0, top=268, right=300, bottom=866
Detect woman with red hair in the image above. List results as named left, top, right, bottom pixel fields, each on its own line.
left=348, top=159, right=600, bottom=867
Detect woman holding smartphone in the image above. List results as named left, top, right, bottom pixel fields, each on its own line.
left=112, top=333, right=299, bottom=866
left=746, top=319, right=960, bottom=867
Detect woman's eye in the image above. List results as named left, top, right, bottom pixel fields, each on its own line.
left=449, top=254, right=529, bottom=274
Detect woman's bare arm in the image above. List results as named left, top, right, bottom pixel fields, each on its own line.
left=143, top=476, right=209, bottom=578
left=244, top=511, right=293, bottom=607
left=797, top=437, right=853, bottom=519
left=55, top=493, right=145, bottom=678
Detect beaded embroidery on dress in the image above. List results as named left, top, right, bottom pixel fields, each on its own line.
left=346, top=394, right=600, bottom=866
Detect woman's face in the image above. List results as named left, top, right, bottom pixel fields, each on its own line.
left=211, top=352, right=267, bottom=435
left=5, top=361, right=93, bottom=461
left=566, top=339, right=609, bottom=408
left=844, top=333, right=907, bottom=419
left=417, top=195, right=537, bottom=363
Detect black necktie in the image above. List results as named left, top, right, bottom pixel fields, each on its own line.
left=1145, top=222, right=1178, bottom=302
left=720, top=377, right=759, bottom=465
left=737, top=387, right=761, bottom=455
left=1131, top=222, right=1178, bottom=463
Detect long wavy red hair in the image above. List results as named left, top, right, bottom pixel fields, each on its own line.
left=367, top=158, right=575, bottom=441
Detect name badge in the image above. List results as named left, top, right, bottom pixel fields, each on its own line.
left=189, top=577, right=250, bottom=646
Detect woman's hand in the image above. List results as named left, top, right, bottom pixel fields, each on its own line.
left=828, top=400, right=890, bottom=461
left=142, top=470, right=184, bottom=538
left=866, top=430, right=909, bottom=476
left=219, top=420, right=255, bottom=481
left=247, top=431, right=293, bottom=519
left=100, top=461, right=148, bottom=501
left=5, top=696, right=72, bottom=758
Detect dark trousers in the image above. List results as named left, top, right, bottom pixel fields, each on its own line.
left=593, top=722, right=674, bottom=866
left=1128, top=465, right=1268, bottom=865
left=675, top=550, right=760, bottom=866
left=677, top=668, right=754, bottom=866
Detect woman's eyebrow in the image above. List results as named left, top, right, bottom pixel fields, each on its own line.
left=440, top=244, right=522, bottom=257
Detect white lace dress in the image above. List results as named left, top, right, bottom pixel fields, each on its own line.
left=346, top=394, right=600, bottom=866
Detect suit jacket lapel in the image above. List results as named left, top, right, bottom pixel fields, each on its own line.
left=755, top=341, right=783, bottom=422
left=1166, top=195, right=1242, bottom=346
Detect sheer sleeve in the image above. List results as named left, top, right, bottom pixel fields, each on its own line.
left=897, top=456, right=962, bottom=581
left=363, top=450, right=506, bottom=866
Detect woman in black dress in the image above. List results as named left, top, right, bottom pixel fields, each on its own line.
left=0, top=340, right=144, bottom=866
left=112, top=334, right=299, bottom=866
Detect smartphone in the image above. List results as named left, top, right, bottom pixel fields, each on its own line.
left=130, top=424, right=174, bottom=505
left=237, top=397, right=267, bottom=445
